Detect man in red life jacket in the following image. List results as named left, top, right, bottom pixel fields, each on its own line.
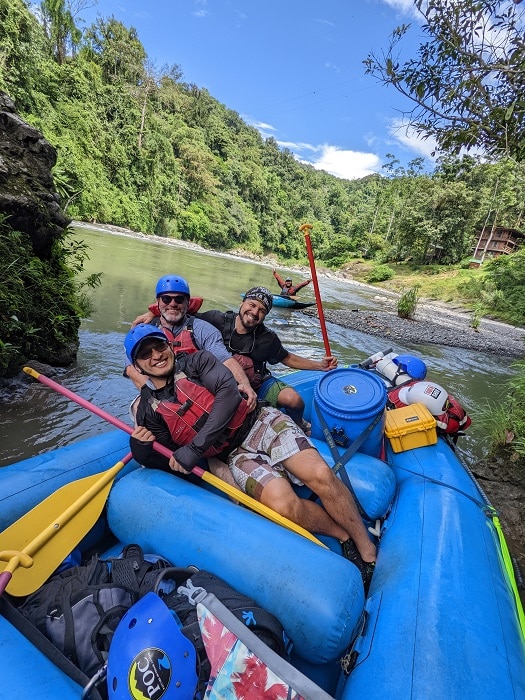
left=125, top=275, right=257, bottom=412
left=272, top=269, right=311, bottom=297
left=126, top=325, right=376, bottom=592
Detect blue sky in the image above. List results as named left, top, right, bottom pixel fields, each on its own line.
left=77, top=0, right=432, bottom=180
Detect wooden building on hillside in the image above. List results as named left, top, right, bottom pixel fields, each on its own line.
left=470, top=225, right=524, bottom=266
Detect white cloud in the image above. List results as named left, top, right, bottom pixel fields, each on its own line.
left=192, top=9, right=208, bottom=17
left=388, top=118, right=438, bottom=159
left=242, top=116, right=276, bottom=132
left=277, top=140, right=318, bottom=153
left=324, top=62, right=341, bottom=73
left=314, top=18, right=336, bottom=27
left=308, top=145, right=382, bottom=180
left=246, top=118, right=382, bottom=180
left=380, top=0, right=420, bottom=16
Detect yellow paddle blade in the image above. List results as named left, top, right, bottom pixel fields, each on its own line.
left=199, top=471, right=327, bottom=548
left=0, top=457, right=130, bottom=597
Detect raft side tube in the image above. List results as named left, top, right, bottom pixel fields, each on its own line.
left=341, top=445, right=525, bottom=699
left=107, top=468, right=365, bottom=664
left=309, top=438, right=396, bottom=520
left=0, top=612, right=84, bottom=699
left=0, top=430, right=135, bottom=530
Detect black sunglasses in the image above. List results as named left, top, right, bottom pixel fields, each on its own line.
left=159, top=294, right=187, bottom=305
left=135, top=340, right=170, bottom=361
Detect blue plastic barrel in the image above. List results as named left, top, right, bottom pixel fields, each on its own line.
left=311, top=368, right=387, bottom=457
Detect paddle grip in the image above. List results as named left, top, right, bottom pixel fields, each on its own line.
left=0, top=571, right=12, bottom=596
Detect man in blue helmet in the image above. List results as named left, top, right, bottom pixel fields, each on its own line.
left=134, top=285, right=337, bottom=432
left=125, top=324, right=376, bottom=592
left=125, top=275, right=257, bottom=412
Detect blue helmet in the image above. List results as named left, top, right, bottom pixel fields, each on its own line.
left=125, top=324, right=166, bottom=363
left=107, top=593, right=197, bottom=700
left=156, top=275, right=190, bottom=298
left=392, top=354, right=427, bottom=380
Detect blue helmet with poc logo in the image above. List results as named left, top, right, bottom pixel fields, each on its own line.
left=107, top=592, right=197, bottom=700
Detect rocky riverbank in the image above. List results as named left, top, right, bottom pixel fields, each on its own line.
left=302, top=299, right=525, bottom=358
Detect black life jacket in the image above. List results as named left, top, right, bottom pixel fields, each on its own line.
left=221, top=311, right=269, bottom=390
left=151, top=370, right=250, bottom=456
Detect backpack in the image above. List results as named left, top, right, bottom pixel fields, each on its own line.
left=18, top=545, right=287, bottom=697
left=17, top=544, right=171, bottom=679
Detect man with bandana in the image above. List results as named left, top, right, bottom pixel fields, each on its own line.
left=198, top=287, right=337, bottom=432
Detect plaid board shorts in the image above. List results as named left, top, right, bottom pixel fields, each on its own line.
left=228, top=407, right=315, bottom=500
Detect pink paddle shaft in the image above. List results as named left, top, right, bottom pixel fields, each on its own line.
left=28, top=371, right=206, bottom=478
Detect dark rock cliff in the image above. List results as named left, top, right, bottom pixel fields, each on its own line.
left=0, top=92, right=79, bottom=375
left=0, top=92, right=70, bottom=257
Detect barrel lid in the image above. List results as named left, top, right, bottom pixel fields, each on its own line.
left=314, top=368, right=386, bottom=417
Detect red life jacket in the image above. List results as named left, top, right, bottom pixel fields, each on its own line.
left=158, top=317, right=199, bottom=355
left=388, top=381, right=472, bottom=435
left=151, top=372, right=249, bottom=457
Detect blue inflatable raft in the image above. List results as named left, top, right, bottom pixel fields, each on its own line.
left=1, top=367, right=524, bottom=699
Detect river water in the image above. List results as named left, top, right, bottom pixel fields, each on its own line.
left=0, top=226, right=515, bottom=468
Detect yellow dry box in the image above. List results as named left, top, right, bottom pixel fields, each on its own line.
left=384, top=403, right=438, bottom=453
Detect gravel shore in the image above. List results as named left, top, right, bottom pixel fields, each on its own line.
left=303, top=298, right=525, bottom=359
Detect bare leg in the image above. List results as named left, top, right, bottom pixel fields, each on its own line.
left=259, top=477, right=348, bottom=540
left=276, top=387, right=305, bottom=426
left=208, top=457, right=241, bottom=493
left=282, top=448, right=376, bottom=562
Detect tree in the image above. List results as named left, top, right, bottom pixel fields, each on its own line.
left=364, top=0, right=525, bottom=160
left=40, top=0, right=82, bottom=64
left=82, top=16, right=146, bottom=84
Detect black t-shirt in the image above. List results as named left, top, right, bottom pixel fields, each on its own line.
left=197, top=310, right=289, bottom=366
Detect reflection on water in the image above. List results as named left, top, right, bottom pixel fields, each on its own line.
left=0, top=227, right=516, bottom=468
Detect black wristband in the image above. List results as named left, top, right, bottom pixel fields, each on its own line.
left=130, top=435, right=154, bottom=464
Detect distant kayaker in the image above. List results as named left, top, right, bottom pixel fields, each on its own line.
left=125, top=323, right=376, bottom=591
left=272, top=269, right=311, bottom=297
left=132, top=285, right=338, bottom=434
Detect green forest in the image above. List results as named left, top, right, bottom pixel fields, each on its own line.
left=1, top=0, right=525, bottom=378
left=2, top=0, right=525, bottom=265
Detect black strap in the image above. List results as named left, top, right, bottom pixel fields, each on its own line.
left=221, top=310, right=236, bottom=346
left=311, top=403, right=383, bottom=519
